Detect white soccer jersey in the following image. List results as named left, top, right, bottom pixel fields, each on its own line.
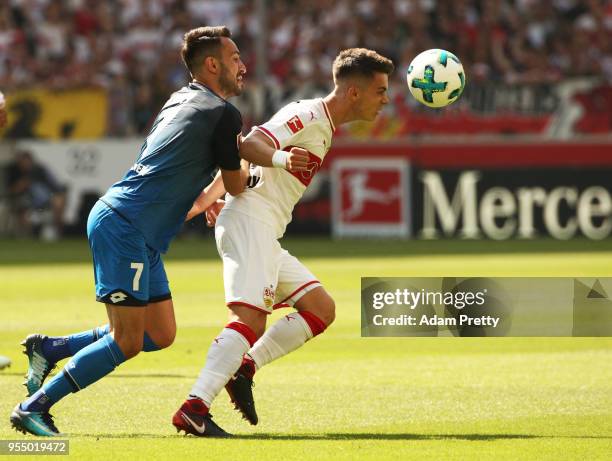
left=223, top=98, right=335, bottom=238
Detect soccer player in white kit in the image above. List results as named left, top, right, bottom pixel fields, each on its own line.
left=173, top=48, right=394, bottom=436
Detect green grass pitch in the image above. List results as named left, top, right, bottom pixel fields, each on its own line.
left=0, top=238, right=611, bottom=460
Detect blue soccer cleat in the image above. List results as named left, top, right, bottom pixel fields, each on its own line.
left=10, top=404, right=61, bottom=437
left=21, top=334, right=56, bottom=396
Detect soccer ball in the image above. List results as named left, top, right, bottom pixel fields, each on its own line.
left=406, top=49, right=466, bottom=108
left=0, top=355, right=11, bottom=370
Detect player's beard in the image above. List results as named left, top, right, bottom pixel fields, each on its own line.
left=219, top=62, right=243, bottom=97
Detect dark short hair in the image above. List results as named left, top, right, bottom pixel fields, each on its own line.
left=181, top=26, right=231, bottom=74
left=332, top=48, right=394, bottom=83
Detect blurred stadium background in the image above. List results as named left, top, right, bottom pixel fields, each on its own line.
left=0, top=0, right=610, bottom=240
left=0, top=1, right=611, bottom=457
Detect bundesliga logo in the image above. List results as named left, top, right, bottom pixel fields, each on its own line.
left=285, top=115, right=304, bottom=134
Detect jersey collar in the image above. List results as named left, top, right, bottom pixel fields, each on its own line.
left=190, top=81, right=224, bottom=99
left=320, top=98, right=336, bottom=133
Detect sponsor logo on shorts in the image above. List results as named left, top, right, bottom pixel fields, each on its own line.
left=109, top=291, right=128, bottom=303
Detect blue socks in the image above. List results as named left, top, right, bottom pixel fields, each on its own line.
left=142, top=332, right=161, bottom=352
left=23, top=327, right=162, bottom=413
left=41, top=325, right=160, bottom=362
left=21, top=389, right=58, bottom=413
left=41, top=325, right=110, bottom=362
left=22, top=335, right=126, bottom=412
left=61, top=334, right=126, bottom=391
left=22, top=329, right=162, bottom=413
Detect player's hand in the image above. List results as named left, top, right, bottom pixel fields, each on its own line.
left=185, top=203, right=203, bottom=221
left=205, top=199, right=225, bottom=227
left=285, top=147, right=309, bottom=172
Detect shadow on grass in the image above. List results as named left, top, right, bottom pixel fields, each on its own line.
left=108, top=373, right=189, bottom=379
left=0, top=372, right=191, bottom=379
left=81, top=432, right=612, bottom=441
left=234, top=433, right=612, bottom=441
left=1, top=237, right=611, bottom=266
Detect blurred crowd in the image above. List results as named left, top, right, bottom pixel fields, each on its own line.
left=0, top=0, right=610, bottom=135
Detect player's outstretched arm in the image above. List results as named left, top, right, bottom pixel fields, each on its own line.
left=185, top=171, right=227, bottom=221
left=240, top=131, right=308, bottom=172
left=220, top=158, right=249, bottom=196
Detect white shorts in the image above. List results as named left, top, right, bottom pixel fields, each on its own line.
left=215, top=210, right=321, bottom=314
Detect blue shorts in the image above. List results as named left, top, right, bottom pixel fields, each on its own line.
left=87, top=200, right=171, bottom=306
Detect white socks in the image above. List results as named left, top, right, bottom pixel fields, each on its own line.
left=189, top=323, right=256, bottom=408
left=248, top=312, right=326, bottom=369
left=189, top=312, right=327, bottom=409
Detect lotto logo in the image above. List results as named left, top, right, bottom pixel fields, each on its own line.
left=109, top=291, right=128, bottom=303
left=286, top=115, right=304, bottom=134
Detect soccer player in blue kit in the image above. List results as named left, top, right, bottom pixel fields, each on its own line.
left=9, top=26, right=308, bottom=437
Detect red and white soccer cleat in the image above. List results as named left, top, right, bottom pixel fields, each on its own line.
left=172, top=398, right=231, bottom=437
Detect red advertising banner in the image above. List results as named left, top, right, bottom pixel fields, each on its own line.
left=290, top=139, right=612, bottom=240
left=331, top=158, right=410, bottom=238
left=336, top=80, right=611, bottom=139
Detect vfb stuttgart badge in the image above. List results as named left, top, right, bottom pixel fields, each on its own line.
left=263, top=285, right=276, bottom=309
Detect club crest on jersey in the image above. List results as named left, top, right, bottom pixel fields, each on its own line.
left=263, top=285, right=275, bottom=309
left=286, top=115, right=304, bottom=134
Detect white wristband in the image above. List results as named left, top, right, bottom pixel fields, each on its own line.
left=272, top=150, right=289, bottom=168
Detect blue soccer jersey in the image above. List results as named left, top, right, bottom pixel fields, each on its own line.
left=100, top=82, right=242, bottom=253
left=89, top=82, right=242, bottom=306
